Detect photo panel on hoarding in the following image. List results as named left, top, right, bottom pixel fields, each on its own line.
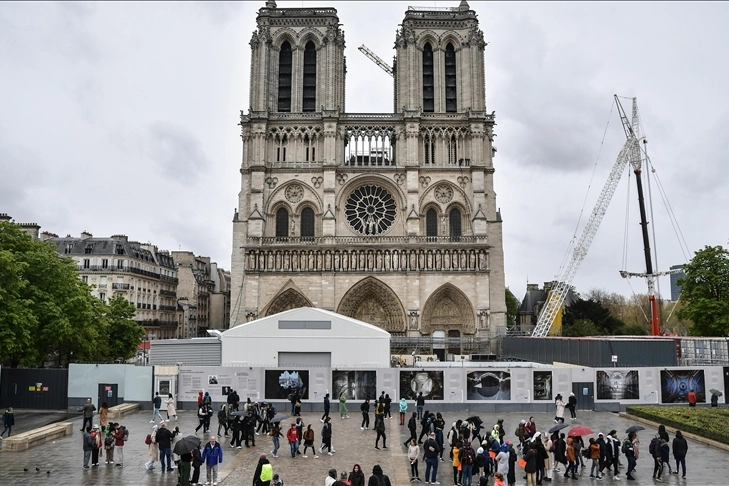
left=533, top=371, right=553, bottom=401
left=265, top=370, right=309, bottom=400
left=660, top=369, right=705, bottom=403
left=466, top=370, right=511, bottom=400
left=596, top=370, right=640, bottom=400
left=399, top=370, right=444, bottom=400
left=332, top=370, right=377, bottom=400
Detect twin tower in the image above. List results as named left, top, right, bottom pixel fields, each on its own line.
left=231, top=0, right=506, bottom=350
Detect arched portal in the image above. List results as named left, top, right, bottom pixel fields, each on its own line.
left=337, top=277, right=406, bottom=334
left=262, top=287, right=313, bottom=317
left=421, top=283, right=476, bottom=335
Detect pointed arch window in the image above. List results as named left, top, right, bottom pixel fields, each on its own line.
left=445, top=43, right=457, bottom=112
left=426, top=208, right=438, bottom=240
left=303, top=41, right=317, bottom=112
left=276, top=207, right=289, bottom=238
left=423, top=43, right=434, bottom=112
left=278, top=41, right=292, bottom=112
left=449, top=207, right=462, bottom=240
left=301, top=207, right=315, bottom=240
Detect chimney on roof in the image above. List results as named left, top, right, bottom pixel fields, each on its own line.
left=0, top=213, right=11, bottom=222
left=81, top=231, right=93, bottom=240
left=526, top=283, right=539, bottom=291
left=40, top=231, right=59, bottom=241
left=19, top=222, right=41, bottom=239
left=111, top=234, right=129, bottom=242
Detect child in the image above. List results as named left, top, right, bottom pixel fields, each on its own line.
left=494, top=471, right=506, bottom=486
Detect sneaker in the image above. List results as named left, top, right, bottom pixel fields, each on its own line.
left=361, top=427, right=365, bottom=430
left=596, top=477, right=602, bottom=481
left=83, top=466, right=90, bottom=469
left=237, top=446, right=242, bottom=449
left=150, top=420, right=155, bottom=423
left=328, top=452, right=334, bottom=456
left=319, top=446, right=323, bottom=452
left=331, top=450, right=336, bottom=453
left=432, top=482, right=440, bottom=485
left=671, top=472, right=678, bottom=475
left=255, top=432, right=260, bottom=436
left=110, top=461, right=114, bottom=464
left=383, top=446, right=388, bottom=449
left=613, top=477, right=620, bottom=481
left=213, top=482, right=218, bottom=485
left=314, top=455, right=319, bottom=459
left=375, top=446, right=380, bottom=449
left=303, top=455, right=308, bottom=458
left=321, top=419, right=325, bottom=423
left=273, top=455, right=278, bottom=458
left=626, top=477, right=634, bottom=481
left=655, top=479, right=663, bottom=483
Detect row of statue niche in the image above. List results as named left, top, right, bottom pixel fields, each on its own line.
left=247, top=248, right=487, bottom=272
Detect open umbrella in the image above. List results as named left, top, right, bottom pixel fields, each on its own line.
left=271, top=414, right=291, bottom=423
left=173, top=435, right=202, bottom=455
left=710, top=389, right=723, bottom=397
left=549, top=423, right=569, bottom=434
left=567, top=426, right=593, bottom=437
left=625, top=425, right=645, bottom=434
left=466, top=416, right=483, bottom=426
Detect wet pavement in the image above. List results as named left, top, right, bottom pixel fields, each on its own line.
left=0, top=408, right=726, bottom=485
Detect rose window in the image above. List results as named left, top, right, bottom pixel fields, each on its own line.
left=345, top=185, right=396, bottom=235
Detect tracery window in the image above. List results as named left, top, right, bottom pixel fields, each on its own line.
left=424, top=134, right=435, bottom=165
left=276, top=207, right=289, bottom=238
left=445, top=43, right=457, bottom=113
left=426, top=208, right=438, bottom=239
left=278, top=41, right=292, bottom=112
left=423, top=43, right=434, bottom=113
left=303, top=41, right=316, bottom=112
left=301, top=207, right=315, bottom=239
left=449, top=207, right=462, bottom=240
left=447, top=135, right=458, bottom=165
left=345, top=185, right=397, bottom=236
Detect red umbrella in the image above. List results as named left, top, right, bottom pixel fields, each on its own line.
left=568, top=426, right=593, bottom=437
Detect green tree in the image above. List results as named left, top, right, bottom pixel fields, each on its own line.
left=505, top=288, right=519, bottom=328
left=562, top=318, right=602, bottom=337
left=562, top=298, right=626, bottom=335
left=98, top=296, right=144, bottom=361
left=677, top=245, right=729, bottom=336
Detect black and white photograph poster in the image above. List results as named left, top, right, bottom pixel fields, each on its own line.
left=399, top=370, right=444, bottom=400
left=332, top=370, right=377, bottom=400
left=533, top=371, right=553, bottom=401
left=596, top=370, right=640, bottom=400
left=265, top=370, right=309, bottom=400
left=466, top=370, right=511, bottom=400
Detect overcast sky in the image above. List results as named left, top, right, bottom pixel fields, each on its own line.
left=2, top=1, right=727, bottom=303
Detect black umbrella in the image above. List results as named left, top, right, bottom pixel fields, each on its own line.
left=625, top=425, right=645, bottom=434
left=466, top=416, right=483, bottom=426
left=229, top=411, right=248, bottom=417
left=271, top=414, right=291, bottom=423
left=173, top=435, right=202, bottom=455
left=549, top=423, right=569, bottom=433
left=709, top=389, right=723, bottom=397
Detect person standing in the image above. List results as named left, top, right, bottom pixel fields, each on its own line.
left=524, top=442, right=537, bottom=486
left=301, top=424, right=317, bottom=458
left=567, top=392, right=577, bottom=420
left=554, top=394, right=565, bottom=424
left=711, top=393, right=719, bottom=407
left=253, top=453, right=273, bottom=486
left=82, top=426, right=94, bottom=469
left=433, top=413, right=445, bottom=460
left=656, top=438, right=670, bottom=482
left=525, top=417, right=537, bottom=440
left=405, top=412, right=418, bottom=447
left=349, top=464, right=366, bottom=486
left=368, top=465, right=392, bottom=486
left=408, top=438, right=421, bottom=481
left=399, top=397, right=408, bottom=425
left=339, top=393, right=349, bottom=419
left=81, top=399, right=96, bottom=431
left=179, top=451, right=192, bottom=486
left=623, top=432, right=637, bottom=481
left=384, top=394, right=392, bottom=420
left=145, top=424, right=159, bottom=470
left=155, top=421, right=175, bottom=472
left=322, top=393, right=331, bottom=423
left=113, top=422, right=126, bottom=467
left=201, top=435, right=223, bottom=486
left=687, top=389, right=697, bottom=407
left=507, top=441, right=517, bottom=486
left=1, top=407, right=14, bottom=438
left=461, top=441, right=477, bottom=486
left=320, top=417, right=334, bottom=455
left=423, top=432, right=441, bottom=484
left=326, top=469, right=338, bottom=486
left=191, top=445, right=203, bottom=486
left=103, top=424, right=115, bottom=464
left=151, top=392, right=164, bottom=423
left=416, top=392, right=425, bottom=420
left=99, top=402, right=109, bottom=429
left=361, top=399, right=371, bottom=430
left=217, top=404, right=229, bottom=437
left=270, top=422, right=282, bottom=458
left=91, top=424, right=103, bottom=467
left=672, top=430, right=688, bottom=478
left=374, top=416, right=387, bottom=449
left=165, top=393, right=177, bottom=421
left=286, top=422, right=299, bottom=457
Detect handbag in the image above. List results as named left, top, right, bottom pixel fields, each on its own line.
left=517, top=458, right=527, bottom=469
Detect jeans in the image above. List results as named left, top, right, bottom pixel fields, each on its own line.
left=626, top=456, right=636, bottom=478
left=83, top=450, right=92, bottom=467
left=417, top=406, right=424, bottom=419
left=675, top=455, right=686, bottom=476
left=206, top=463, right=219, bottom=483
left=361, top=412, right=370, bottom=428
left=160, top=447, right=172, bottom=470
left=462, top=464, right=473, bottom=486
left=289, top=440, right=298, bottom=457
left=152, top=408, right=164, bottom=422
left=272, top=436, right=280, bottom=455
left=1, top=425, right=12, bottom=437
left=591, top=458, right=600, bottom=477
left=425, top=457, right=439, bottom=483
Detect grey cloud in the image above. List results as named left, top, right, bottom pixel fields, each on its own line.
left=146, top=122, right=208, bottom=183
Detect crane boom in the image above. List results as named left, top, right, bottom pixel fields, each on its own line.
left=358, top=44, right=394, bottom=77
left=532, top=97, right=641, bottom=337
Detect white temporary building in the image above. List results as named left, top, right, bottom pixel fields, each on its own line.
left=221, top=307, right=391, bottom=368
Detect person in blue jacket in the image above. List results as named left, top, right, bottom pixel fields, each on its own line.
left=201, top=435, right=223, bottom=486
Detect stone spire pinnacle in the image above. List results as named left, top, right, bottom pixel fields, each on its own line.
left=459, top=0, right=470, bottom=11
left=265, top=0, right=277, bottom=8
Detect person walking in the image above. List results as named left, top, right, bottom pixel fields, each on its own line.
left=554, top=394, right=565, bottom=424
left=672, top=430, right=688, bottom=478
left=339, top=393, right=349, bottom=419
left=286, top=422, right=299, bottom=457
left=564, top=437, right=577, bottom=479
left=589, top=437, right=601, bottom=479
left=408, top=438, right=421, bottom=481
left=155, top=421, right=175, bottom=472
left=368, top=465, right=392, bottom=486
left=374, top=416, right=387, bottom=449
left=361, top=399, right=371, bottom=430
left=405, top=412, right=418, bottom=447
left=151, top=392, right=164, bottom=423
left=461, top=441, right=477, bottom=486
left=165, top=393, right=177, bottom=421
left=82, top=426, right=94, bottom=469
left=416, top=392, right=425, bottom=420
left=657, top=425, right=673, bottom=474
left=217, top=404, right=229, bottom=437
left=253, top=453, right=273, bottom=486
left=302, top=424, right=318, bottom=458
left=1, top=407, right=14, bottom=438
left=320, top=416, right=334, bottom=455
left=81, top=399, right=96, bottom=431
left=179, top=450, right=192, bottom=486
left=623, top=432, right=637, bottom=481
left=201, top=435, right=223, bottom=486
left=322, top=393, right=331, bottom=423
left=567, top=392, right=577, bottom=420
left=191, top=444, right=203, bottom=486
left=270, top=421, right=282, bottom=458
left=399, top=397, right=408, bottom=425
left=423, top=432, right=441, bottom=484
left=349, top=464, right=366, bottom=486
left=145, top=424, right=159, bottom=470
left=384, top=394, right=392, bottom=420
left=195, top=403, right=207, bottom=434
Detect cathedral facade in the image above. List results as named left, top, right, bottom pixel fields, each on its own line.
left=230, top=0, right=506, bottom=341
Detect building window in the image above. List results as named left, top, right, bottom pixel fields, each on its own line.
left=102, top=259, right=108, bottom=269
left=345, top=185, right=397, bottom=236
left=301, top=207, right=315, bottom=239
left=64, top=243, right=73, bottom=254
left=423, top=134, right=435, bottom=165
left=116, top=245, right=125, bottom=255
left=445, top=43, right=457, bottom=112
left=83, top=259, right=90, bottom=269
left=82, top=276, right=88, bottom=283
left=99, top=292, right=106, bottom=303
left=117, top=259, right=124, bottom=269
left=276, top=135, right=288, bottom=162
left=448, top=135, right=458, bottom=165
left=278, top=41, right=292, bottom=112
left=84, top=245, right=93, bottom=254
left=426, top=208, right=438, bottom=238
left=276, top=208, right=289, bottom=238
left=423, top=43, right=434, bottom=112
left=449, top=208, right=462, bottom=239
left=302, top=41, right=317, bottom=112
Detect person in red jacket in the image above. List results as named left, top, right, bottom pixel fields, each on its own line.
left=687, top=390, right=697, bottom=407
left=113, top=423, right=126, bottom=467
left=286, top=423, right=299, bottom=458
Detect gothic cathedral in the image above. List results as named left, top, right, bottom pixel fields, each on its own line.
left=231, top=0, right=506, bottom=343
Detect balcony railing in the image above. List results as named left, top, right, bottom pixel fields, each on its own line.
left=112, top=283, right=130, bottom=290
left=160, top=290, right=177, bottom=298
left=160, top=275, right=179, bottom=284
left=130, top=267, right=161, bottom=279
left=159, top=305, right=177, bottom=311
left=137, top=319, right=178, bottom=328
left=249, top=235, right=488, bottom=247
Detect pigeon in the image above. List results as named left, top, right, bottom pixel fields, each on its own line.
left=23, top=468, right=28, bottom=472
left=47, top=471, right=51, bottom=474
left=36, top=467, right=40, bottom=472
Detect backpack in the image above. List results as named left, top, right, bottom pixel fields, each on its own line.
left=204, top=395, right=212, bottom=405
left=462, top=447, right=475, bottom=465
left=475, top=452, right=487, bottom=467
left=621, top=439, right=630, bottom=455
left=145, top=433, right=152, bottom=445
left=104, top=435, right=114, bottom=448
left=376, top=402, right=385, bottom=415
left=270, top=406, right=277, bottom=416
left=123, top=427, right=129, bottom=441
left=260, top=463, right=273, bottom=482
left=648, top=438, right=660, bottom=457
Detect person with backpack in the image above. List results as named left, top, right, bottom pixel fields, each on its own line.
left=622, top=432, right=637, bottom=481
left=461, top=441, right=477, bottom=486
left=374, top=416, right=387, bottom=449
left=103, top=424, right=115, bottom=464
left=89, top=424, right=102, bottom=467
left=253, top=453, right=272, bottom=486
left=361, top=399, right=371, bottom=430
left=113, top=422, right=126, bottom=467
left=418, top=411, right=431, bottom=443
left=202, top=435, right=223, bottom=485
left=144, top=424, right=159, bottom=470
left=405, top=412, right=418, bottom=447
left=367, top=465, right=392, bottom=486
left=302, top=424, right=318, bottom=458
left=322, top=393, right=331, bottom=423
left=203, top=391, right=212, bottom=406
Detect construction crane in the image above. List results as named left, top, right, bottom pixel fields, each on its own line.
left=358, top=44, right=393, bottom=77
left=531, top=96, right=642, bottom=337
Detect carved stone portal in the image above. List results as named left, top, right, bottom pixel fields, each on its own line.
left=263, top=288, right=313, bottom=317
left=337, top=277, right=406, bottom=333
left=420, top=283, right=476, bottom=334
